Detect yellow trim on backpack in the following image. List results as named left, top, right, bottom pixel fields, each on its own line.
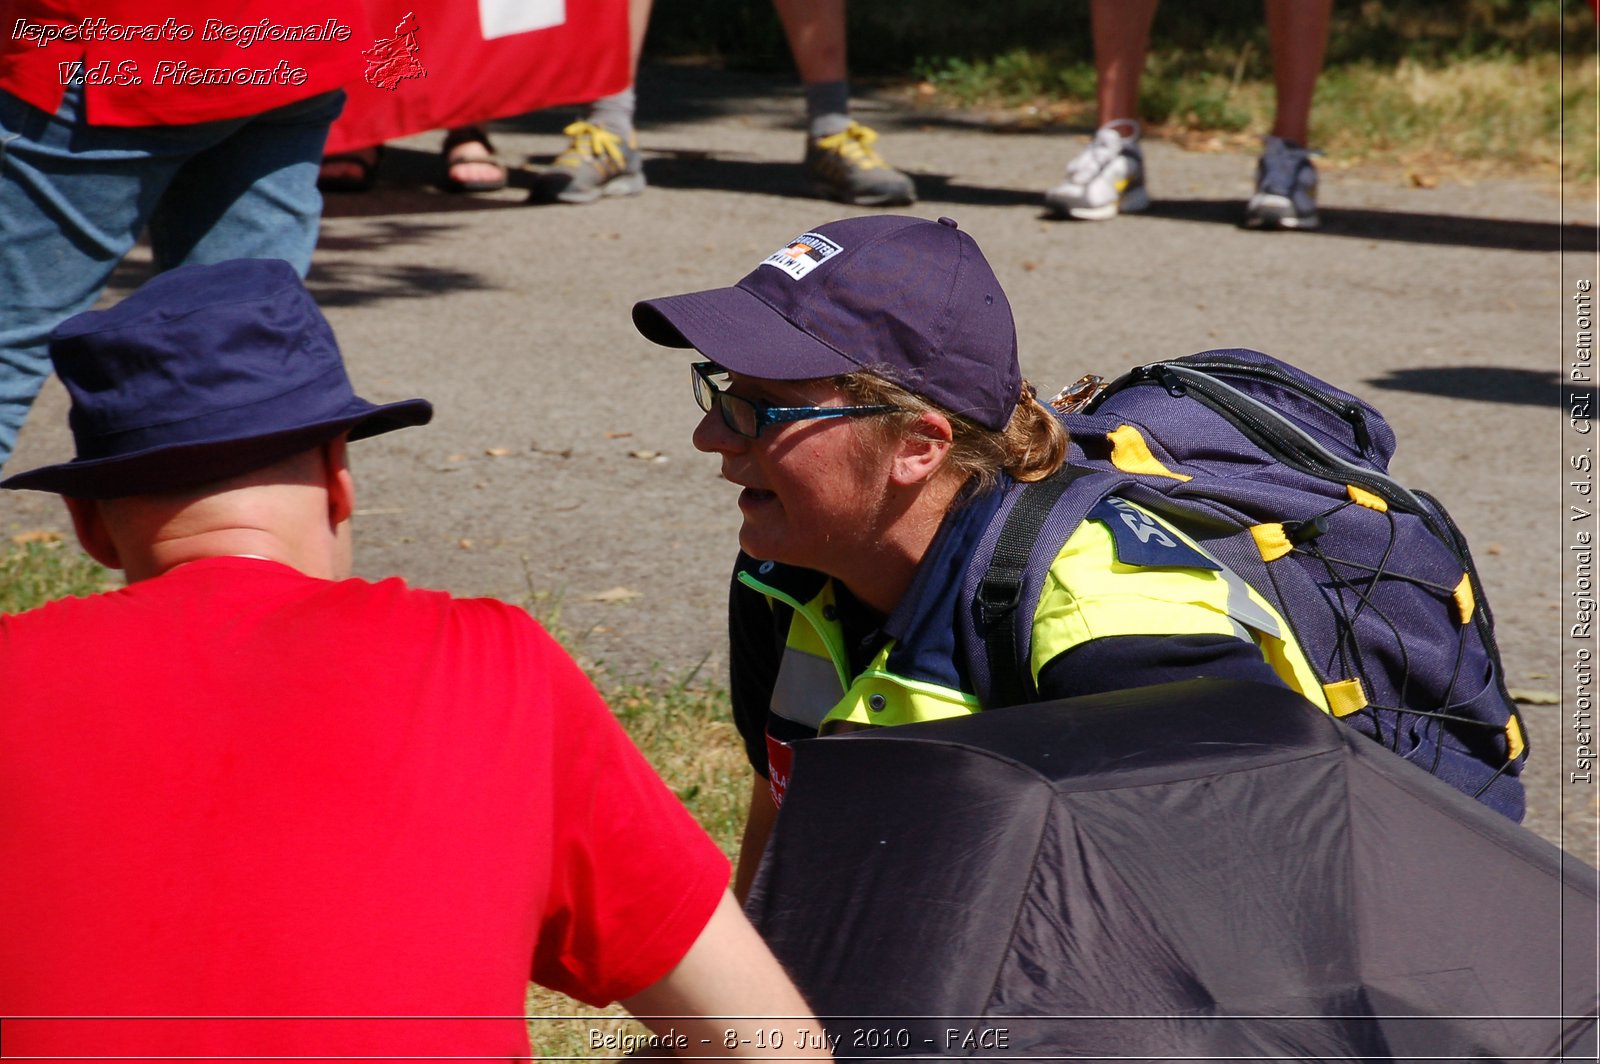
left=1347, top=485, right=1388, bottom=511
left=1452, top=574, right=1476, bottom=625
left=1251, top=523, right=1294, bottom=562
left=1108, top=425, right=1192, bottom=481
left=1505, top=714, right=1526, bottom=762
left=1323, top=678, right=1368, bottom=718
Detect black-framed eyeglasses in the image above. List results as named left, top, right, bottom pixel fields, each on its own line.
left=692, top=361, right=895, bottom=439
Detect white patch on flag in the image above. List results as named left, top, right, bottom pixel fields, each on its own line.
left=479, top=0, right=566, bottom=40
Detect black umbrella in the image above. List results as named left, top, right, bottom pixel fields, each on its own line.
left=748, top=679, right=1598, bottom=1062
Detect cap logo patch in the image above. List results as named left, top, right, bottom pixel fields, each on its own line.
left=761, top=232, right=843, bottom=280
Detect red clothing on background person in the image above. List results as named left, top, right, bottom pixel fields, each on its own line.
left=0, top=0, right=367, bottom=470
left=1, top=0, right=365, bottom=125
left=0, top=556, right=729, bottom=1060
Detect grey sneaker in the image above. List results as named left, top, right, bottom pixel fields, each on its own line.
left=1044, top=120, right=1148, bottom=221
left=1245, top=136, right=1319, bottom=230
left=530, top=121, right=646, bottom=205
left=804, top=121, right=916, bottom=207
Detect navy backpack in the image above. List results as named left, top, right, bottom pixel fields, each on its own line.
left=960, top=349, right=1527, bottom=820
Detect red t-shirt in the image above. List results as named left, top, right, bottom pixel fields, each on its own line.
left=1, top=0, right=365, bottom=125
left=0, top=557, right=730, bottom=1060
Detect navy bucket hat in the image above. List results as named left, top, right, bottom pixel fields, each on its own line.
left=632, top=214, right=1021, bottom=431
left=0, top=259, right=432, bottom=499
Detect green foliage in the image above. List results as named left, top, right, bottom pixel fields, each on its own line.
left=913, top=50, right=1093, bottom=107
left=1307, top=53, right=1591, bottom=181
left=0, top=539, right=111, bottom=615
left=647, top=0, right=1583, bottom=74
left=604, top=662, right=748, bottom=858
left=1561, top=64, right=1600, bottom=182
left=655, top=0, right=1590, bottom=183
left=1140, top=48, right=1261, bottom=131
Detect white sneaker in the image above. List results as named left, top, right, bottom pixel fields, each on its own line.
left=1044, top=119, right=1148, bottom=221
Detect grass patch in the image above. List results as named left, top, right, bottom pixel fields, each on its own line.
left=911, top=48, right=1591, bottom=184
left=0, top=536, right=113, bottom=614
left=911, top=50, right=1098, bottom=109
left=1314, top=54, right=1594, bottom=182
left=654, top=0, right=1592, bottom=184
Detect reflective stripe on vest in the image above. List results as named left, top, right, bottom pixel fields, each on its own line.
left=1030, top=504, right=1329, bottom=711
left=747, top=575, right=851, bottom=732
left=739, top=570, right=980, bottom=732
left=1212, top=549, right=1327, bottom=710
left=742, top=497, right=1330, bottom=742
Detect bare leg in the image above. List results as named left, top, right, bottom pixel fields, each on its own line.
left=1264, top=0, right=1331, bottom=144
left=771, top=0, right=846, bottom=84
left=773, top=0, right=914, bottom=204
left=626, top=0, right=653, bottom=69
left=1092, top=0, right=1160, bottom=126
left=1044, top=0, right=1157, bottom=218
left=583, top=0, right=654, bottom=136
left=452, top=0, right=655, bottom=189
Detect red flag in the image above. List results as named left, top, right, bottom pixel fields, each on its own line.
left=326, top=0, right=628, bottom=153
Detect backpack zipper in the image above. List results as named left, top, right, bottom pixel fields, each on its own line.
left=1146, top=365, right=1526, bottom=754
left=1143, top=363, right=1426, bottom=514
left=1143, top=355, right=1379, bottom=460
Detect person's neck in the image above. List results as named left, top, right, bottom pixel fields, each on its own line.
left=126, top=538, right=308, bottom=582
left=120, top=521, right=346, bottom=583
left=831, top=478, right=963, bottom=615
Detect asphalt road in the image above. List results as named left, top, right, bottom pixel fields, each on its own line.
left=3, top=63, right=1595, bottom=862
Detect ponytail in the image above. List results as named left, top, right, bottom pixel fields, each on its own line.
left=836, top=372, right=1069, bottom=495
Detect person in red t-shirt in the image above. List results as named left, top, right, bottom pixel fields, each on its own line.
left=0, top=258, right=830, bottom=1062
left=0, top=1, right=369, bottom=472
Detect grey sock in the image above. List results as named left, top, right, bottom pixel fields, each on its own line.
left=804, top=80, right=851, bottom=139
left=588, top=87, right=636, bottom=140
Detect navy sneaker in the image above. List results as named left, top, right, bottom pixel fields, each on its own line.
left=1245, top=136, right=1320, bottom=230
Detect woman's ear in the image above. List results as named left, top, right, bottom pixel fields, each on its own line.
left=888, top=410, right=953, bottom=487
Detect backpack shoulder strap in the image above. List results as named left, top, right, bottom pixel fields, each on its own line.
left=968, top=465, right=1124, bottom=708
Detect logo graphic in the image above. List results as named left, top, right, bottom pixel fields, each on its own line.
left=761, top=232, right=843, bottom=281
left=1090, top=497, right=1219, bottom=572
left=362, top=12, right=425, bottom=90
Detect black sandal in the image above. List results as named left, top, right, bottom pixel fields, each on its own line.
left=317, top=146, right=383, bottom=193
left=441, top=126, right=508, bottom=193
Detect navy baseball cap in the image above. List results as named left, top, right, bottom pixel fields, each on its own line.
left=0, top=259, right=432, bottom=499
left=632, top=214, right=1021, bottom=430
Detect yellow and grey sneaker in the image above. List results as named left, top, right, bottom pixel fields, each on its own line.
left=530, top=121, right=646, bottom=205
left=1044, top=119, right=1148, bottom=221
left=804, top=121, right=916, bottom=207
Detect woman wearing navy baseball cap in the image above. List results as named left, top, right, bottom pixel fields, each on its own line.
left=634, top=215, right=1317, bottom=896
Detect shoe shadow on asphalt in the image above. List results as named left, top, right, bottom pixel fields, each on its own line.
left=642, top=149, right=1045, bottom=208
left=321, top=141, right=1050, bottom=211
left=97, top=228, right=498, bottom=311
left=1144, top=199, right=1595, bottom=255
left=318, top=146, right=536, bottom=220
left=1365, top=367, right=1589, bottom=412
left=317, top=138, right=1593, bottom=258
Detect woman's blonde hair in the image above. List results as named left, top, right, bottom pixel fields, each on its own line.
left=835, top=370, right=1069, bottom=495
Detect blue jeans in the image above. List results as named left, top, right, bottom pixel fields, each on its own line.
left=0, top=86, right=344, bottom=469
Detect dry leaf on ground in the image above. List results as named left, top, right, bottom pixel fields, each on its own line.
left=587, top=586, right=642, bottom=603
